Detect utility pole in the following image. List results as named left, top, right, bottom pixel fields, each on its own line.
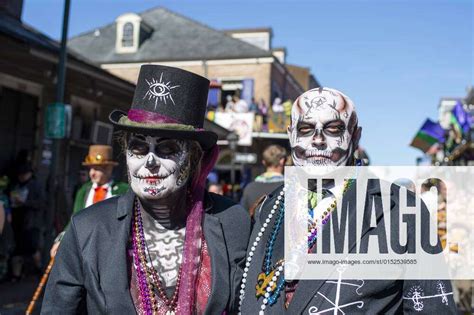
left=56, top=0, right=70, bottom=103
left=226, top=132, right=239, bottom=201
left=48, top=0, right=70, bottom=216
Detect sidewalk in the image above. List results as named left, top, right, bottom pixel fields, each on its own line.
left=0, top=276, right=42, bottom=315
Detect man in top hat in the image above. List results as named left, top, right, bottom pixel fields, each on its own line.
left=238, top=87, right=457, bottom=314
left=42, top=65, right=251, bottom=314
left=49, top=145, right=128, bottom=258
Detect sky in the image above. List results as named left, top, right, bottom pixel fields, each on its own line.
left=22, top=0, right=474, bottom=165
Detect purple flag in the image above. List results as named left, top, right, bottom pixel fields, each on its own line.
left=420, top=118, right=446, bottom=142
left=452, top=101, right=472, bottom=134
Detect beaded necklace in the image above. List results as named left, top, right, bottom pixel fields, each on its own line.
left=307, top=178, right=354, bottom=249
left=132, top=199, right=182, bottom=315
left=238, top=188, right=286, bottom=315
left=238, top=172, right=357, bottom=315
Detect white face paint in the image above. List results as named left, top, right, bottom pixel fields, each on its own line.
left=288, top=88, right=358, bottom=167
left=126, top=134, right=192, bottom=200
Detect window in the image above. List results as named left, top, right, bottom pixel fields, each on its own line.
left=122, top=22, right=134, bottom=47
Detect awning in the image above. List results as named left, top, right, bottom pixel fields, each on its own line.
left=204, top=118, right=230, bottom=140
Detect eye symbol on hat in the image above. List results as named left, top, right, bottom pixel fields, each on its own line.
left=144, top=73, right=180, bottom=108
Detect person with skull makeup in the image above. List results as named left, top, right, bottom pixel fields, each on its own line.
left=288, top=88, right=360, bottom=167
left=42, top=65, right=251, bottom=315
left=238, top=88, right=457, bottom=314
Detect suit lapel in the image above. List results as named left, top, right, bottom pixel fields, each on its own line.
left=202, top=212, right=229, bottom=314
left=258, top=187, right=285, bottom=266
left=101, top=190, right=135, bottom=313
left=285, top=185, right=327, bottom=314
left=347, top=180, right=394, bottom=252
left=288, top=179, right=394, bottom=314
left=254, top=188, right=289, bottom=313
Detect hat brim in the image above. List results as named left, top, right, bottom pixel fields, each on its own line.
left=82, top=161, right=119, bottom=167
left=109, top=110, right=218, bottom=151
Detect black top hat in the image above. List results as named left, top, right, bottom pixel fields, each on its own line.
left=109, top=65, right=217, bottom=150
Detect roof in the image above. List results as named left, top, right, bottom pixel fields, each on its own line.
left=0, top=12, right=135, bottom=91
left=465, top=86, right=474, bottom=104
left=0, top=12, right=60, bottom=53
left=204, top=119, right=230, bottom=140
left=68, top=7, right=273, bottom=64
left=223, top=27, right=273, bottom=35
left=271, top=47, right=286, bottom=52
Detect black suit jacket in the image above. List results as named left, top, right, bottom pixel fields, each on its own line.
left=42, top=190, right=251, bottom=314
left=240, top=184, right=457, bottom=314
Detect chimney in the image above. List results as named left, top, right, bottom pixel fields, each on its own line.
left=0, top=0, right=24, bottom=20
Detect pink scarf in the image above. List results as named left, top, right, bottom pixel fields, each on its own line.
left=176, top=145, right=219, bottom=314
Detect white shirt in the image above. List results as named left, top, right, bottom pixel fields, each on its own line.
left=311, top=183, right=344, bottom=224
left=85, top=181, right=114, bottom=208
left=233, top=99, right=249, bottom=113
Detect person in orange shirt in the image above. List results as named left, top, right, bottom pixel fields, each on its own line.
left=50, top=145, right=127, bottom=257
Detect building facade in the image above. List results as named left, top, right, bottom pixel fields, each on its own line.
left=0, top=1, right=135, bottom=226
left=68, top=7, right=319, bottom=112
left=67, top=7, right=322, bottom=186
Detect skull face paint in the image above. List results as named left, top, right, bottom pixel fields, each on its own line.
left=126, top=134, right=192, bottom=200
left=288, top=87, right=359, bottom=167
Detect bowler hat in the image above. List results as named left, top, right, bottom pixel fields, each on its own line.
left=82, top=145, right=118, bottom=166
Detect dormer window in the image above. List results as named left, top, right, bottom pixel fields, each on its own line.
left=115, top=13, right=152, bottom=54
left=122, top=22, right=134, bottom=47
left=224, top=28, right=273, bottom=51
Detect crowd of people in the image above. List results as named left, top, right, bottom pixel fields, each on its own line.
left=0, top=158, right=47, bottom=283
left=210, top=92, right=294, bottom=133
left=0, top=145, right=130, bottom=284
left=222, top=94, right=293, bottom=116
left=0, top=65, right=466, bottom=314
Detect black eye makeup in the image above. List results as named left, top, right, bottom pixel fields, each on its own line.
left=297, top=122, right=316, bottom=136
left=323, top=120, right=345, bottom=137
left=128, top=138, right=150, bottom=156
left=155, top=139, right=180, bottom=156
left=128, top=136, right=181, bottom=157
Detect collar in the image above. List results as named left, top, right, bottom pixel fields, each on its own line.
left=92, top=180, right=113, bottom=190
left=255, top=171, right=284, bottom=183
left=325, top=181, right=343, bottom=198
left=203, top=191, right=214, bottom=212
left=117, top=189, right=135, bottom=219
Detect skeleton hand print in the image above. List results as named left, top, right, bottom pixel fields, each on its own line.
left=288, top=87, right=360, bottom=167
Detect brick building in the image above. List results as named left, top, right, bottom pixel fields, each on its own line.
left=68, top=7, right=319, bottom=111
left=67, top=6, right=322, bottom=186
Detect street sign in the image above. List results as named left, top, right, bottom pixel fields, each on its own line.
left=45, top=102, right=66, bottom=139
left=234, top=152, right=258, bottom=164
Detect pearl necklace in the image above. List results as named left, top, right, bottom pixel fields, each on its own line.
left=238, top=179, right=355, bottom=314
left=238, top=187, right=286, bottom=314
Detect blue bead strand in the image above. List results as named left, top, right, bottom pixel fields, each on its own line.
left=267, top=274, right=286, bottom=306
left=263, top=198, right=285, bottom=275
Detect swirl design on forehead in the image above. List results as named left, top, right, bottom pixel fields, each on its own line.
left=299, top=89, right=353, bottom=116
left=347, top=111, right=358, bottom=135
left=334, top=93, right=347, bottom=112
left=290, top=87, right=357, bottom=130
left=294, top=95, right=304, bottom=116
